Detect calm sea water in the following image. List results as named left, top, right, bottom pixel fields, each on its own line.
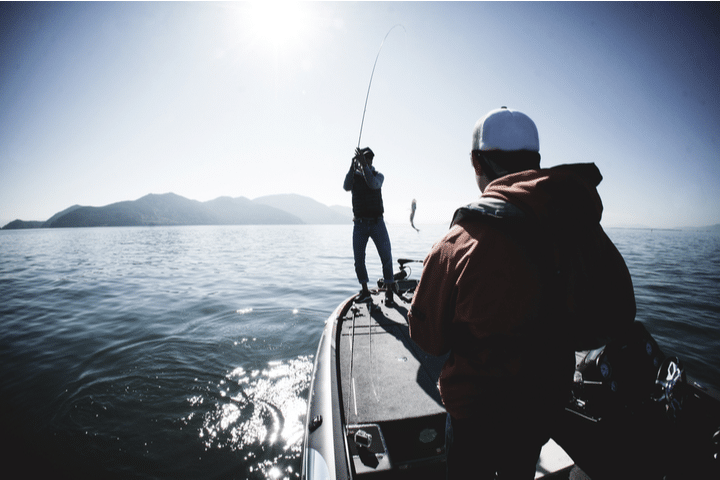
left=1, top=224, right=718, bottom=479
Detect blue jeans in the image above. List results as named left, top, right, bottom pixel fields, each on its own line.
left=352, top=217, right=394, bottom=286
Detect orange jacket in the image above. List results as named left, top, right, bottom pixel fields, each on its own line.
left=408, top=164, right=636, bottom=418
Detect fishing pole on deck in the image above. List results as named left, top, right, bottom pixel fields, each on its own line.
left=357, top=24, right=407, bottom=150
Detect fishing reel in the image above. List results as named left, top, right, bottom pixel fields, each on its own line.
left=377, top=258, right=422, bottom=293
left=652, top=356, right=687, bottom=420
left=394, top=258, right=422, bottom=281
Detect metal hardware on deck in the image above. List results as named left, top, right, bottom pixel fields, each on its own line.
left=308, top=415, right=322, bottom=433
left=419, top=428, right=437, bottom=444
left=354, top=429, right=373, bottom=449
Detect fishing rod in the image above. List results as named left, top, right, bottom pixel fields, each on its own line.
left=357, top=24, right=406, bottom=149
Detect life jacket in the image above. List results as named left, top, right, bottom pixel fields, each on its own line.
left=451, top=197, right=634, bottom=351
left=351, top=172, right=384, bottom=217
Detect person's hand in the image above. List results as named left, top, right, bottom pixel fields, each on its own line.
left=354, top=148, right=367, bottom=167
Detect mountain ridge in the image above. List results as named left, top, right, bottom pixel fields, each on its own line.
left=2, top=193, right=352, bottom=229
left=253, top=194, right=351, bottom=225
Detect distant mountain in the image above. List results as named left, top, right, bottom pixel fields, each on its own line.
left=42, top=205, right=85, bottom=227
left=1, top=220, right=44, bottom=229
left=203, top=196, right=304, bottom=225
left=2, top=193, right=352, bottom=229
left=330, top=205, right=353, bottom=219
left=47, top=194, right=216, bottom=228
left=253, top=194, right=350, bottom=224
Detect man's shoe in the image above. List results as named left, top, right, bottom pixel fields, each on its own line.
left=356, top=290, right=371, bottom=303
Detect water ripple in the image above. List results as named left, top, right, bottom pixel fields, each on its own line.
left=1, top=225, right=717, bottom=479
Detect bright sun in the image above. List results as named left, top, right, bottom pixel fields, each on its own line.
left=244, top=1, right=311, bottom=50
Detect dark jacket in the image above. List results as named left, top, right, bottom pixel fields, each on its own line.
left=408, top=164, right=636, bottom=418
left=344, top=164, right=384, bottom=217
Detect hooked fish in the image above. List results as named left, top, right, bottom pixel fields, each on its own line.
left=410, top=199, right=419, bottom=232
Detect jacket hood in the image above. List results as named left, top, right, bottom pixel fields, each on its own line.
left=481, top=163, right=604, bottom=225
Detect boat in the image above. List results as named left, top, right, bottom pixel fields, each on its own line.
left=301, top=258, right=720, bottom=479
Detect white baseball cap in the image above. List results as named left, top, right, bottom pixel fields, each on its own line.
left=472, top=107, right=539, bottom=152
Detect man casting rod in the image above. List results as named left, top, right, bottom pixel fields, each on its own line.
left=357, top=24, right=406, bottom=149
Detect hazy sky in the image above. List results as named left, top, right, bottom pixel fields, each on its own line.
left=2, top=1, right=719, bottom=228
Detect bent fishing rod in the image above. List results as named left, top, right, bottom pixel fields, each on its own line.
left=357, top=24, right=406, bottom=149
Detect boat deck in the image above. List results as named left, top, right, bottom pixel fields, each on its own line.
left=337, top=290, right=447, bottom=477
left=339, top=292, right=446, bottom=425
left=337, top=290, right=580, bottom=479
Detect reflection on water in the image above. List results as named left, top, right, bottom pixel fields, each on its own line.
left=196, top=356, right=313, bottom=479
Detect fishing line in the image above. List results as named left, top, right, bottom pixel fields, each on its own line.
left=349, top=305, right=358, bottom=415
left=357, top=24, right=407, bottom=149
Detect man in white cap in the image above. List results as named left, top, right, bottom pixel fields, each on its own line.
left=408, top=107, right=636, bottom=478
